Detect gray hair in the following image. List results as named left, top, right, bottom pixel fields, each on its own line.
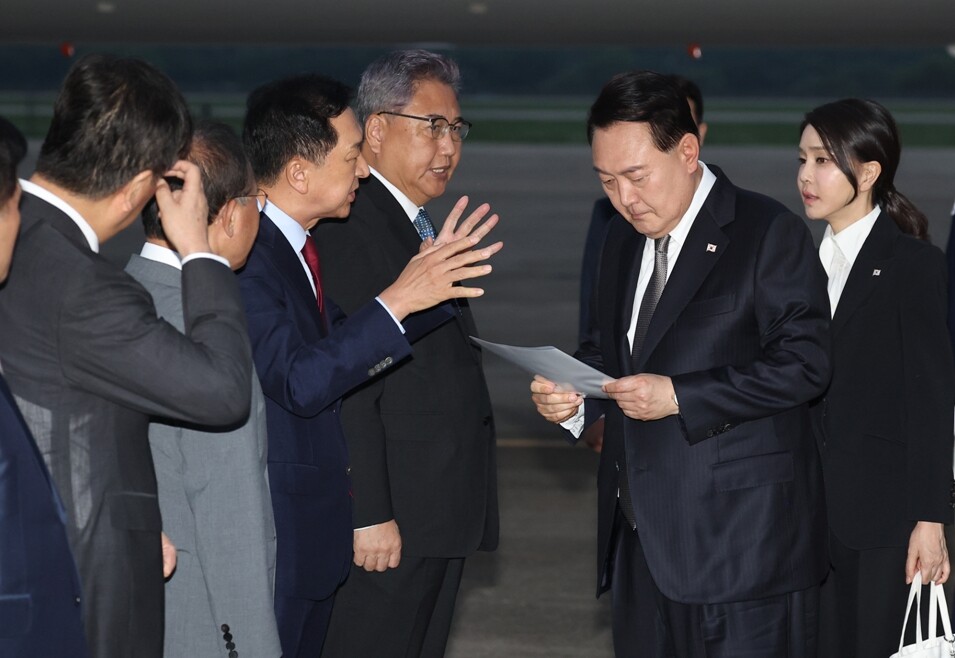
left=356, top=50, right=461, bottom=125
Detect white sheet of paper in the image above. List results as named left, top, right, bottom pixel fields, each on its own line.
left=470, top=337, right=614, bottom=398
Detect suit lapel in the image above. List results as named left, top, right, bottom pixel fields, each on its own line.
left=21, top=192, right=91, bottom=251
left=259, top=213, right=327, bottom=335
left=615, top=227, right=646, bottom=376
left=830, top=214, right=897, bottom=337
left=362, top=176, right=423, bottom=258
left=633, top=174, right=731, bottom=373
left=363, top=176, right=474, bottom=350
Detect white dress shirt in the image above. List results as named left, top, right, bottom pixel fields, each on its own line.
left=370, top=167, right=424, bottom=226
left=263, top=199, right=403, bottom=331
left=139, top=242, right=183, bottom=270
left=20, top=178, right=229, bottom=268
left=818, top=205, right=881, bottom=317
left=20, top=178, right=100, bottom=252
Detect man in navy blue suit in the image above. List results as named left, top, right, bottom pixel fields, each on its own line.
left=0, top=117, right=87, bottom=656
left=238, top=74, right=500, bottom=657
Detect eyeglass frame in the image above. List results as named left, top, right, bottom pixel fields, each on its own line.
left=231, top=188, right=269, bottom=209
left=377, top=111, right=472, bottom=142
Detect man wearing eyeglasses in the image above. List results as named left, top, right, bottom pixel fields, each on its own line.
left=315, top=50, right=499, bottom=658
left=126, top=121, right=280, bottom=658
left=240, top=72, right=499, bottom=658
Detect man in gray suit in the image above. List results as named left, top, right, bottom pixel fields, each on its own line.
left=0, top=55, right=252, bottom=658
left=126, top=122, right=281, bottom=657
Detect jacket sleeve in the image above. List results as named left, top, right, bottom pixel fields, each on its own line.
left=900, top=246, right=955, bottom=523
left=671, top=212, right=832, bottom=444
left=239, top=266, right=412, bottom=418
left=59, top=258, right=253, bottom=426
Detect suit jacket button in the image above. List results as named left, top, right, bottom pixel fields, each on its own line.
left=384, top=356, right=393, bottom=365
left=229, top=652, right=238, bottom=658
left=346, top=466, right=352, bottom=475
left=615, top=460, right=620, bottom=471
left=367, top=368, right=376, bottom=377
left=221, top=624, right=230, bottom=633
left=707, top=429, right=716, bottom=438
left=223, top=632, right=233, bottom=642
left=74, top=596, right=81, bottom=605
left=226, top=641, right=236, bottom=650
left=482, top=416, right=491, bottom=426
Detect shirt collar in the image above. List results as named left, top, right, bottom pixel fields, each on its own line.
left=821, top=205, right=882, bottom=267
left=263, top=199, right=309, bottom=252
left=663, top=162, right=717, bottom=250
left=139, top=242, right=182, bottom=270
left=20, top=178, right=100, bottom=252
left=370, top=167, right=422, bottom=223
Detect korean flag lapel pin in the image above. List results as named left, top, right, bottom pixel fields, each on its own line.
left=872, top=269, right=881, bottom=276
left=706, top=243, right=717, bottom=253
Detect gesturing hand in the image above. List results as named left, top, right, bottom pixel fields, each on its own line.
left=381, top=224, right=503, bottom=321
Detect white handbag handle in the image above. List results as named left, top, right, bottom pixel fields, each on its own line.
left=899, top=576, right=925, bottom=651
left=928, top=580, right=954, bottom=639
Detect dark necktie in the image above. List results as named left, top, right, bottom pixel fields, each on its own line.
left=300, top=234, right=324, bottom=312
left=413, top=207, right=436, bottom=241
left=619, top=234, right=670, bottom=529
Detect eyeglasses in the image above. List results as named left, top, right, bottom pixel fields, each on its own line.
left=231, top=189, right=268, bottom=209
left=377, top=111, right=472, bottom=142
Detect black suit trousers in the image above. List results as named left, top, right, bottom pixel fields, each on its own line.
left=322, top=555, right=464, bottom=658
left=611, top=510, right=820, bottom=657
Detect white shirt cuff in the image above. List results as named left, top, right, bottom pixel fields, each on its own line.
left=181, top=252, right=231, bottom=268
left=375, top=297, right=406, bottom=334
left=560, top=405, right=586, bottom=438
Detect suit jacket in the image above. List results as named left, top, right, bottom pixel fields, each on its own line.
left=812, top=214, right=955, bottom=549
left=238, top=211, right=414, bottom=602
left=315, top=175, right=499, bottom=557
left=0, top=192, right=253, bottom=658
left=579, top=167, right=831, bottom=604
left=126, top=253, right=281, bottom=658
left=0, top=374, right=88, bottom=657
left=579, top=197, right=617, bottom=347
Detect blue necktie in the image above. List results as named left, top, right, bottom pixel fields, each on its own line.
left=413, top=207, right=436, bottom=241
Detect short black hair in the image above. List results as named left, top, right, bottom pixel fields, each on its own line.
left=587, top=70, right=698, bottom=151
left=0, top=116, right=27, bottom=204
left=671, top=75, right=704, bottom=123
left=142, top=121, right=252, bottom=241
left=243, top=74, right=353, bottom=185
left=35, top=54, right=192, bottom=199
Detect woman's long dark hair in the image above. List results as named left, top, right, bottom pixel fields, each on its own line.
left=801, top=99, right=928, bottom=240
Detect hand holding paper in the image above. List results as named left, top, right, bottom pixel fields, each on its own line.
left=530, top=375, right=583, bottom=424
left=470, top=337, right=613, bottom=398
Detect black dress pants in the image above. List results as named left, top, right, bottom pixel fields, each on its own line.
left=610, top=510, right=820, bottom=657
left=322, top=554, right=465, bottom=658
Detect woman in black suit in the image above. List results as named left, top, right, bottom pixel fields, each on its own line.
left=799, top=98, right=955, bottom=656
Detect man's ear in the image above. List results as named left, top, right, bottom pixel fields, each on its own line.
left=221, top=199, right=239, bottom=238
left=119, top=170, right=156, bottom=214
left=364, top=114, right=386, bottom=155
left=285, top=158, right=309, bottom=195
left=678, top=132, right=701, bottom=171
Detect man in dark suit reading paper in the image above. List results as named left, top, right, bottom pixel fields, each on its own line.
left=531, top=71, right=831, bottom=657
